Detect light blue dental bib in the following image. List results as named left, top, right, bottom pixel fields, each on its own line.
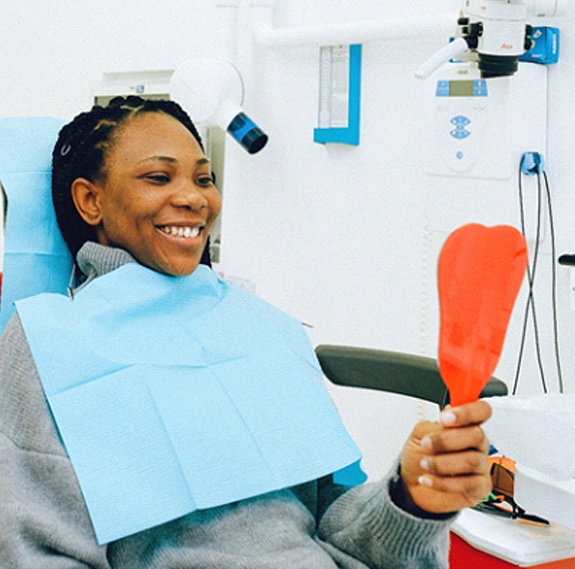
left=16, top=263, right=361, bottom=545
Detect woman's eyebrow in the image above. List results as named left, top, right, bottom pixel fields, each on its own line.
left=136, top=156, right=211, bottom=167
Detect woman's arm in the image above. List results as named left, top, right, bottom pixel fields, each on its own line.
left=318, top=400, right=491, bottom=568
left=0, top=315, right=111, bottom=568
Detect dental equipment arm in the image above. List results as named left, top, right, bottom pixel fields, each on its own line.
left=415, top=38, right=470, bottom=80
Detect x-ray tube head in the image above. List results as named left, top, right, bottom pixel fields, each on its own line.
left=170, top=58, right=268, bottom=154
left=226, top=112, right=268, bottom=154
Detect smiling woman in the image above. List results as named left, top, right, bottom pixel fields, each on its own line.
left=69, top=112, right=221, bottom=276
left=51, top=96, right=218, bottom=273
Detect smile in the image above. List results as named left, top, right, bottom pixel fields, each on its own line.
left=158, top=226, right=202, bottom=238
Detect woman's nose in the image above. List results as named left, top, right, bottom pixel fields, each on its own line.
left=172, top=181, right=208, bottom=210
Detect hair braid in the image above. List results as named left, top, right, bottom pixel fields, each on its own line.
left=51, top=96, right=210, bottom=265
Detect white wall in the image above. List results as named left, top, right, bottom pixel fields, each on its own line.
left=219, top=0, right=575, bottom=476
left=0, top=1, right=217, bottom=119
left=2, top=0, right=574, bottom=479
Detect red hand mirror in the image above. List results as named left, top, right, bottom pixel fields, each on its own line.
left=437, top=224, right=528, bottom=407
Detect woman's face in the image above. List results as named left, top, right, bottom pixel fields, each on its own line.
left=76, top=112, right=221, bottom=276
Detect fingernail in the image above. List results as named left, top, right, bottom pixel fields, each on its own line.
left=418, top=475, right=433, bottom=487
left=440, top=410, right=457, bottom=426
left=421, top=436, right=433, bottom=451
left=420, top=458, right=431, bottom=471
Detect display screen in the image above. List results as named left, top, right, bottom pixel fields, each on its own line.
left=449, top=80, right=475, bottom=97
left=436, top=79, right=487, bottom=98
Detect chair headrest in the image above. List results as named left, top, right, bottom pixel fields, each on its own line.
left=0, top=117, right=72, bottom=332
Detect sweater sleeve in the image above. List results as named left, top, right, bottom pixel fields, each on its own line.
left=318, top=464, right=454, bottom=569
left=0, top=315, right=111, bottom=569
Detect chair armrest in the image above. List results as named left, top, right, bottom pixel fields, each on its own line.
left=315, top=344, right=507, bottom=407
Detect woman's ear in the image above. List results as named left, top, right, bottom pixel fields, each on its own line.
left=71, top=178, right=103, bottom=226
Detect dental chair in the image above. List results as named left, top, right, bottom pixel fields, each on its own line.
left=0, top=115, right=514, bottom=564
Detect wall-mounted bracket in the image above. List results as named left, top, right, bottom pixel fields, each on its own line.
left=314, top=44, right=362, bottom=146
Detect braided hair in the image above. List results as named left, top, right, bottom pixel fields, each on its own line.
left=51, top=95, right=211, bottom=265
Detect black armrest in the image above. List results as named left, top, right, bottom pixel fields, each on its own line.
left=315, top=344, right=508, bottom=407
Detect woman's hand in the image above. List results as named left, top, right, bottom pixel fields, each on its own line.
left=398, top=400, right=492, bottom=515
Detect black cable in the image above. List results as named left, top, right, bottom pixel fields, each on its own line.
left=530, top=173, right=548, bottom=390
left=513, top=164, right=529, bottom=394
left=513, top=164, right=547, bottom=394
left=543, top=170, right=564, bottom=392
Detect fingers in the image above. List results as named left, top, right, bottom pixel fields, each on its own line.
left=420, top=400, right=492, bottom=456
left=438, top=400, right=492, bottom=429
left=420, top=449, right=488, bottom=478
left=418, top=472, right=492, bottom=506
left=418, top=435, right=491, bottom=501
left=421, top=423, right=490, bottom=455
left=414, top=439, right=492, bottom=510
left=398, top=400, right=493, bottom=514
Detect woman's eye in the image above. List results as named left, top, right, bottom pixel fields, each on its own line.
left=197, top=175, right=215, bottom=187
left=145, top=174, right=170, bottom=184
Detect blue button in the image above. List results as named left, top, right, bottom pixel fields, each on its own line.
left=451, top=129, right=471, bottom=139
left=473, top=80, right=488, bottom=97
left=450, top=115, right=471, bottom=139
left=436, top=81, right=450, bottom=97
left=451, top=115, right=471, bottom=126
left=456, top=151, right=464, bottom=160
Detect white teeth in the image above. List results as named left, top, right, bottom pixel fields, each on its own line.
left=161, top=226, right=200, bottom=238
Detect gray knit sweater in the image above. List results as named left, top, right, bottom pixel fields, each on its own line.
left=0, top=243, right=452, bottom=568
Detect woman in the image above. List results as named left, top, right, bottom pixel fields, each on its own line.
left=0, top=96, right=491, bottom=568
